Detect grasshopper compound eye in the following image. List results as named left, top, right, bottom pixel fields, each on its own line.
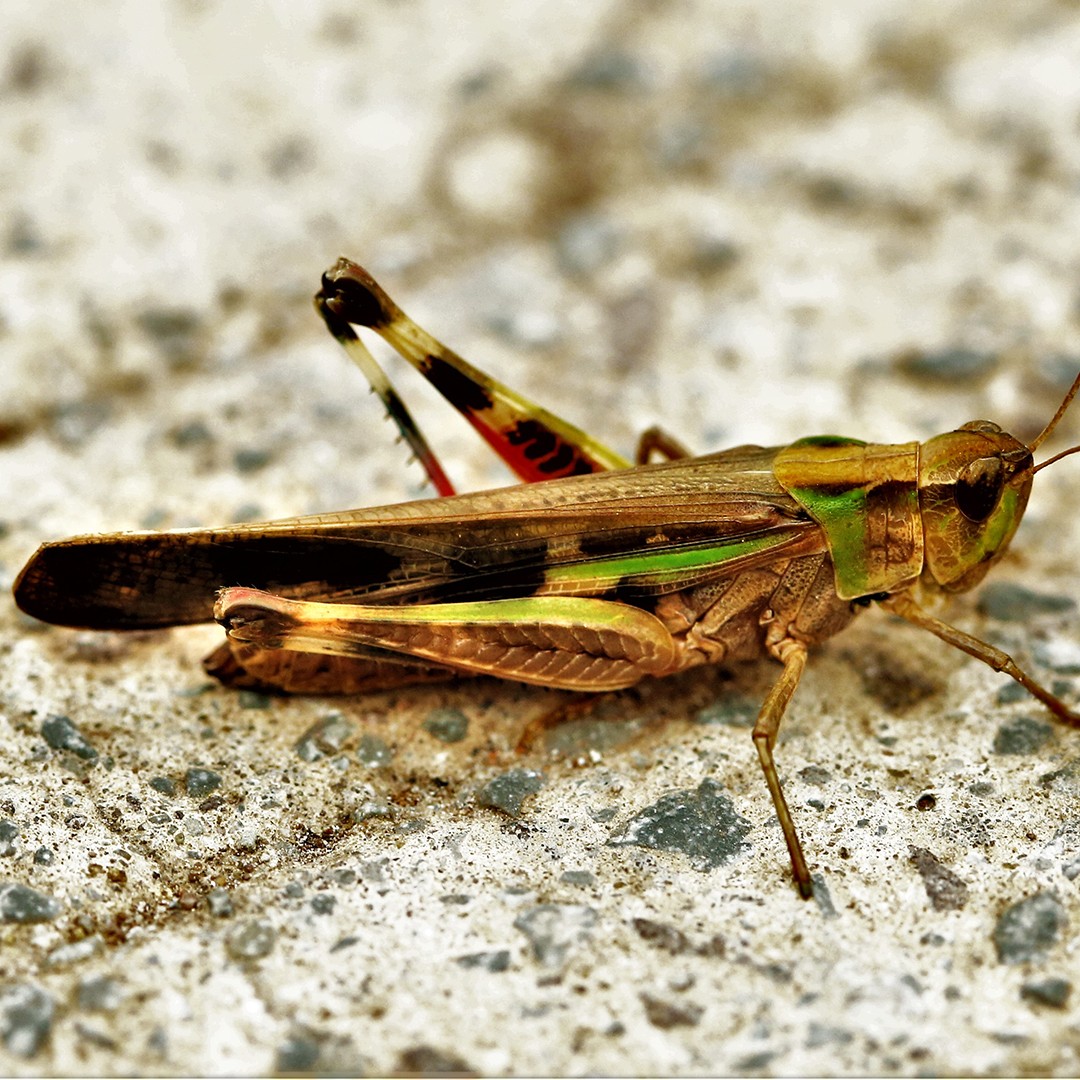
left=954, top=456, right=1004, bottom=522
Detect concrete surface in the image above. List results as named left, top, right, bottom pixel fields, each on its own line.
left=3, top=0, right=1080, bottom=1075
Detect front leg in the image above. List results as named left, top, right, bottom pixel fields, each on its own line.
left=881, top=593, right=1080, bottom=725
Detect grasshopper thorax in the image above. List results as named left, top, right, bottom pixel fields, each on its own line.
left=918, top=422, right=1034, bottom=594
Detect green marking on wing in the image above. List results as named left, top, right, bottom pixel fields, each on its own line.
left=541, top=532, right=798, bottom=591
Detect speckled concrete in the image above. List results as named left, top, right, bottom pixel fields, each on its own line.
left=3, top=1, right=1080, bottom=1075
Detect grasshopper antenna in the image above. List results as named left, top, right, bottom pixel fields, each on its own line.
left=1029, top=370, right=1080, bottom=454
left=1025, top=370, right=1080, bottom=476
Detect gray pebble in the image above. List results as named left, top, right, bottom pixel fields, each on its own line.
left=206, top=888, right=233, bottom=917
left=276, top=1031, right=320, bottom=1072
left=559, top=870, right=596, bottom=887
left=226, top=919, right=277, bottom=961
left=978, top=582, right=1074, bottom=622
left=295, top=713, right=357, bottom=762
left=1020, top=976, right=1071, bottom=1009
left=32, top=847, right=54, bottom=866
left=149, top=776, right=176, bottom=796
left=567, top=48, right=648, bottom=90
left=513, top=903, right=597, bottom=968
left=0, top=882, right=61, bottom=923
left=993, top=892, right=1067, bottom=964
left=357, top=734, right=393, bottom=767
left=909, top=847, right=969, bottom=911
left=993, top=715, right=1053, bottom=755
left=77, top=975, right=122, bottom=1012
left=0, top=983, right=54, bottom=1058
left=41, top=715, right=98, bottom=761
left=185, top=768, right=221, bottom=798
left=0, top=820, right=17, bottom=857
left=422, top=707, right=469, bottom=743
left=310, top=894, right=336, bottom=915
left=608, top=779, right=751, bottom=869
left=237, top=690, right=272, bottom=709
left=477, top=769, right=544, bottom=817
left=455, top=949, right=511, bottom=972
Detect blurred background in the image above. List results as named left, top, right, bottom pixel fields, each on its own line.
left=3, top=1, right=1080, bottom=1075
left=6, top=0, right=1080, bottom=533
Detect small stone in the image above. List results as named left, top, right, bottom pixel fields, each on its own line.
left=149, top=776, right=175, bottom=796
left=455, top=950, right=511, bottom=972
left=276, top=1031, right=321, bottom=1073
left=996, top=681, right=1029, bottom=705
left=44, top=936, right=103, bottom=968
left=993, top=715, right=1053, bottom=755
left=0, top=882, right=61, bottom=923
left=632, top=917, right=691, bottom=955
left=0, top=820, right=17, bottom=857
left=993, top=893, right=1067, bottom=964
left=978, top=582, right=1074, bottom=622
left=185, top=768, right=221, bottom=798
left=356, top=734, right=393, bottom=767
left=226, top=919, right=277, bottom=961
left=559, top=870, right=595, bottom=887
left=608, top=779, right=751, bottom=869
left=513, top=903, right=598, bottom=969
left=396, top=1045, right=475, bottom=1076
left=168, top=419, right=212, bottom=447
left=77, top=976, right=122, bottom=1013
left=41, top=715, right=98, bottom=761
left=206, top=888, right=233, bottom=917
left=640, top=991, right=703, bottom=1029
left=799, top=766, right=832, bottom=786
left=310, top=894, right=336, bottom=916
left=32, top=848, right=54, bottom=866
left=295, top=713, right=357, bottom=762
left=1020, top=976, right=1071, bottom=1009
left=477, top=769, right=544, bottom=817
left=422, top=707, right=469, bottom=743
left=0, top=983, right=54, bottom=1058
left=909, top=847, right=969, bottom=911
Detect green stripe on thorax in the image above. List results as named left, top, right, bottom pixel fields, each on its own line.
left=773, top=437, right=922, bottom=600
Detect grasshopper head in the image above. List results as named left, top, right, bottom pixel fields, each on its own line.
left=919, top=372, right=1080, bottom=594
left=918, top=423, right=1033, bottom=593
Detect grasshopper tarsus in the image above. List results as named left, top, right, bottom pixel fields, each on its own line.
left=319, top=257, right=392, bottom=329
left=635, top=425, right=693, bottom=465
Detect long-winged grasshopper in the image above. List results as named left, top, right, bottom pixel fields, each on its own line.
left=15, top=258, right=1080, bottom=897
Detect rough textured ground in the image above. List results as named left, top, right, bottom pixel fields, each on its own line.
left=3, top=1, right=1080, bottom=1075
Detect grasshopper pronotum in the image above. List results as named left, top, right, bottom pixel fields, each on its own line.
left=15, top=259, right=1080, bottom=897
